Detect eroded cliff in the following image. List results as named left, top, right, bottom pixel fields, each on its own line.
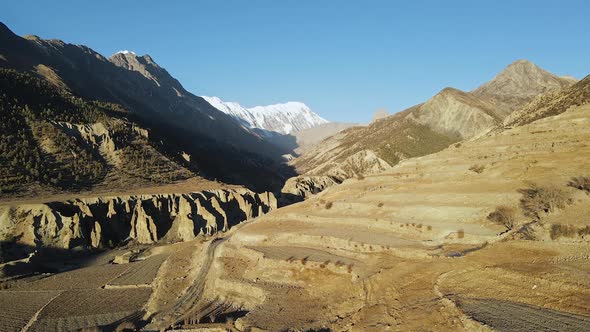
left=0, top=189, right=276, bottom=254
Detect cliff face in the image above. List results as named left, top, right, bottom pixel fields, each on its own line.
left=0, top=189, right=276, bottom=251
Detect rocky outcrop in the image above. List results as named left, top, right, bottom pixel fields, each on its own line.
left=281, top=176, right=342, bottom=203
left=409, top=87, right=500, bottom=139
left=0, top=189, right=276, bottom=251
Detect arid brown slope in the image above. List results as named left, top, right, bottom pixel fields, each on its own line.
left=292, top=111, right=456, bottom=179
left=504, top=74, right=590, bottom=127
left=188, top=103, right=590, bottom=331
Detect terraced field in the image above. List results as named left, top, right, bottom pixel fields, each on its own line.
left=249, top=245, right=361, bottom=268
left=29, top=288, right=151, bottom=331
left=455, top=297, right=590, bottom=331
left=0, top=290, right=60, bottom=332
left=108, top=254, right=169, bottom=286
left=14, top=264, right=130, bottom=291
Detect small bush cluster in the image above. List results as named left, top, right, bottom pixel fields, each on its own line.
left=469, top=164, right=485, bottom=174
left=325, top=201, right=333, bottom=209
left=518, top=184, right=569, bottom=220
left=550, top=224, right=590, bottom=240
left=568, top=176, right=590, bottom=193
left=487, top=206, right=516, bottom=229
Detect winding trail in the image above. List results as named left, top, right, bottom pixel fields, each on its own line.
left=157, top=237, right=228, bottom=328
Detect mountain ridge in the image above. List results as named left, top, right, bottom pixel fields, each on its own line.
left=0, top=22, right=294, bottom=192
left=290, top=59, right=576, bottom=189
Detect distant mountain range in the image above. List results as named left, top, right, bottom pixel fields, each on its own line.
left=293, top=59, right=578, bottom=181
left=202, top=96, right=328, bottom=136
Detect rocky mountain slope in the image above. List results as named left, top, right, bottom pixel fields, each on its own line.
left=473, top=59, right=577, bottom=116
left=504, top=73, right=590, bottom=127
left=0, top=22, right=293, bottom=192
left=291, top=110, right=457, bottom=180
left=203, top=96, right=328, bottom=135
left=290, top=60, right=577, bottom=191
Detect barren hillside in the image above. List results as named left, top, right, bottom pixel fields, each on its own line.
left=191, top=102, right=590, bottom=331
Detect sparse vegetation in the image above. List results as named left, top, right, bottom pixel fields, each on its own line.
left=377, top=202, right=384, bottom=207
left=0, top=68, right=195, bottom=195
left=469, top=164, right=485, bottom=174
left=487, top=206, right=517, bottom=229
left=518, top=183, right=569, bottom=220
left=325, top=201, right=333, bottom=209
left=568, top=176, right=590, bottom=193
left=550, top=224, right=587, bottom=240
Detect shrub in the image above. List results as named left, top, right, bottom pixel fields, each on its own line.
left=550, top=224, right=578, bottom=240
left=325, top=201, right=333, bottom=209
left=568, top=176, right=590, bottom=193
left=487, top=206, right=516, bottom=229
left=518, top=184, right=569, bottom=220
left=469, top=164, right=485, bottom=174
left=357, top=174, right=365, bottom=180
left=427, top=225, right=432, bottom=231
left=457, top=229, right=465, bottom=239
left=579, top=226, right=590, bottom=237
left=377, top=202, right=384, bottom=207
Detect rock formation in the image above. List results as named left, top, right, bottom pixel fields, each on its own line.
left=0, top=189, right=276, bottom=251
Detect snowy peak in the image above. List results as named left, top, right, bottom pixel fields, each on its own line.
left=203, top=96, right=328, bottom=135
left=115, top=50, right=136, bottom=55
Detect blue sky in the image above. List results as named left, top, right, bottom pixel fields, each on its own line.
left=2, top=1, right=589, bottom=123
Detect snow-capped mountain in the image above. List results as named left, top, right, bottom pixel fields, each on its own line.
left=203, top=96, right=329, bottom=135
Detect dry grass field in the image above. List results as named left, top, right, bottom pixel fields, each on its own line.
left=13, top=264, right=130, bottom=291
left=29, top=288, right=151, bottom=331
left=0, top=290, right=60, bottom=332
left=108, top=254, right=169, bottom=287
